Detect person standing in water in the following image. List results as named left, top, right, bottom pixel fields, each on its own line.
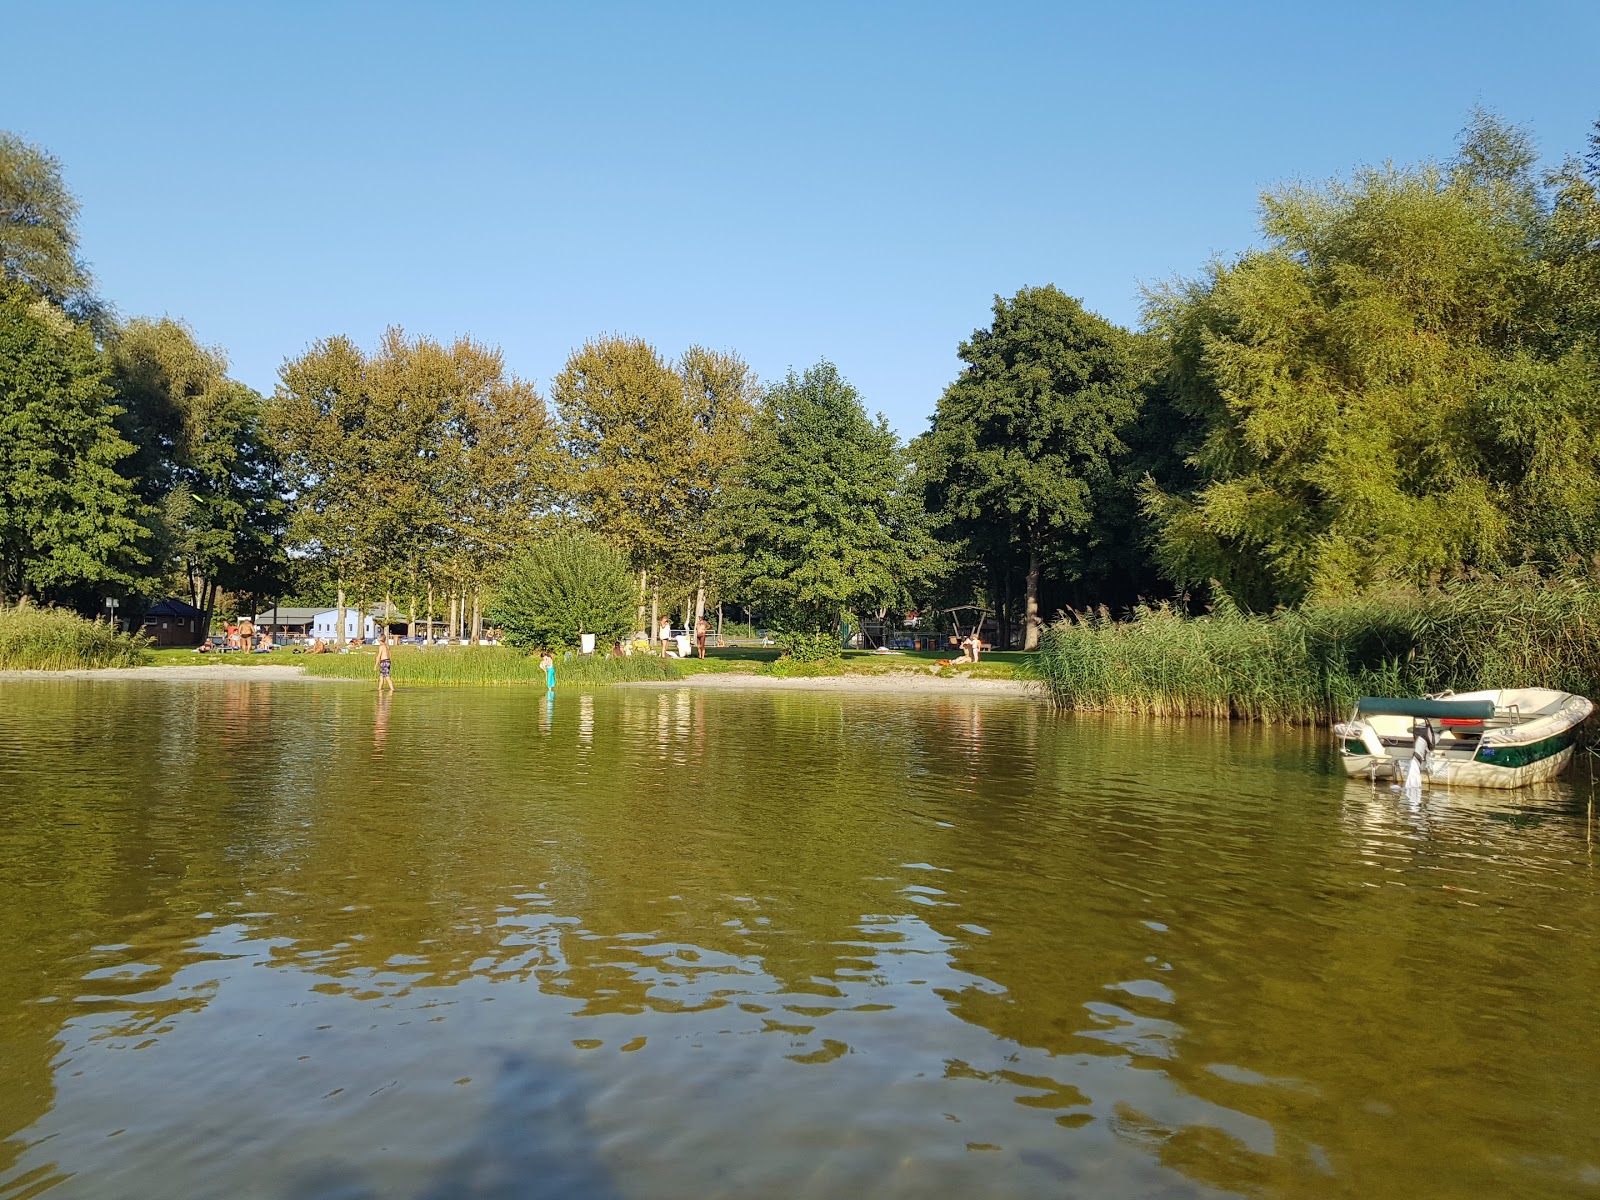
left=376, top=634, right=394, bottom=693
left=540, top=650, right=555, bottom=691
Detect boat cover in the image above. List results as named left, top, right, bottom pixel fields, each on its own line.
left=1355, top=696, right=1497, bottom=720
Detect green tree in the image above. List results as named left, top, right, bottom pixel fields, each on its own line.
left=108, top=318, right=286, bottom=624
left=553, top=336, right=756, bottom=639
left=920, top=286, right=1144, bottom=648
left=721, top=361, right=936, bottom=632
left=490, top=533, right=635, bottom=651
left=271, top=329, right=547, bottom=641
left=0, top=132, right=102, bottom=324
left=1143, top=113, right=1600, bottom=609
left=0, top=287, right=149, bottom=602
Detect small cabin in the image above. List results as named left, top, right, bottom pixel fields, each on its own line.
left=142, top=597, right=206, bottom=646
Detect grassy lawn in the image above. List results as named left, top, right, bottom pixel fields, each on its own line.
left=144, top=642, right=1037, bottom=684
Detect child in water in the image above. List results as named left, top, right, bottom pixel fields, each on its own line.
left=539, top=650, right=555, bottom=690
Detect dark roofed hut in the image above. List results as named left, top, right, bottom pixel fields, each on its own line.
left=142, top=598, right=206, bottom=646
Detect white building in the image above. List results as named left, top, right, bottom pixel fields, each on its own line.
left=311, top=609, right=380, bottom=641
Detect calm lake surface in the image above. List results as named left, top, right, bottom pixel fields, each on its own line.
left=1, top=681, right=1598, bottom=1199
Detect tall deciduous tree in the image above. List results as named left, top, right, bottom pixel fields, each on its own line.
left=552, top=335, right=755, bottom=637
left=0, top=287, right=148, bottom=602
left=0, top=132, right=103, bottom=325
left=1143, top=113, right=1600, bottom=610
left=271, top=329, right=547, bottom=640
left=108, top=318, right=286, bottom=624
left=920, top=287, right=1143, bottom=649
left=721, top=361, right=935, bottom=632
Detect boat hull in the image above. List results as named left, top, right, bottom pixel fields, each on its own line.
left=1338, top=742, right=1577, bottom=789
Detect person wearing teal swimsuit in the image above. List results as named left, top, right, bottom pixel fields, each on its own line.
left=540, top=650, right=555, bottom=690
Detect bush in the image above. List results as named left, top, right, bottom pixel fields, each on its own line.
left=774, top=630, right=842, bottom=663
left=490, top=534, right=636, bottom=651
left=0, top=602, right=152, bottom=669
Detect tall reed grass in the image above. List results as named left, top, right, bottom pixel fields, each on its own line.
left=299, top=645, right=682, bottom=686
left=1033, top=578, right=1600, bottom=725
left=0, top=602, right=152, bottom=670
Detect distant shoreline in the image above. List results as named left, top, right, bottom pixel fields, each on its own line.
left=0, top=664, right=1044, bottom=697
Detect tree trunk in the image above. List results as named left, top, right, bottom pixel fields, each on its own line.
left=336, top=584, right=347, bottom=647
left=1024, top=548, right=1042, bottom=651
left=651, top=585, right=660, bottom=649
left=408, top=595, right=416, bottom=640
left=716, top=601, right=723, bottom=647
left=637, top=567, right=648, bottom=642
left=471, top=589, right=482, bottom=643
left=448, top=590, right=458, bottom=645
left=426, top=583, right=434, bottom=643
left=695, top=571, right=706, bottom=630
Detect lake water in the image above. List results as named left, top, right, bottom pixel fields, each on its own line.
left=1, top=680, right=1598, bottom=1199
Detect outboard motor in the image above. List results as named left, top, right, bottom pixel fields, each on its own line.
left=1404, top=718, right=1437, bottom=793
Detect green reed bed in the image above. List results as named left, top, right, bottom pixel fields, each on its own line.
left=1035, top=579, right=1600, bottom=725
left=299, top=645, right=682, bottom=686
left=0, top=603, right=152, bottom=670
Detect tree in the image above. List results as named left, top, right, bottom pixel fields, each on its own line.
left=920, top=287, right=1143, bottom=649
left=721, top=361, right=936, bottom=632
left=108, top=318, right=286, bottom=624
left=0, top=132, right=102, bottom=324
left=0, top=286, right=149, bottom=602
left=553, top=335, right=756, bottom=640
left=1142, top=112, right=1600, bottom=609
left=490, top=533, right=636, bottom=651
left=271, top=328, right=548, bottom=641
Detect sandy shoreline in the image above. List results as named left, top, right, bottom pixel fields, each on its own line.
left=622, top=673, right=1046, bottom=697
left=0, top=664, right=1045, bottom=697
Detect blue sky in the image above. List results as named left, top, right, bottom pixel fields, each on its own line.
left=7, top=1, right=1598, bottom=435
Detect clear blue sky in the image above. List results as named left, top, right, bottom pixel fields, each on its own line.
left=8, top=1, right=1598, bottom=435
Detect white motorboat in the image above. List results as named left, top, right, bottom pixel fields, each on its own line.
left=1334, top=688, right=1593, bottom=789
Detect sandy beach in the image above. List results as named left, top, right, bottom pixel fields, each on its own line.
left=622, top=672, right=1045, bottom=697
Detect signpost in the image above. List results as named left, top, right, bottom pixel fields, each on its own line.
left=104, top=596, right=119, bottom=630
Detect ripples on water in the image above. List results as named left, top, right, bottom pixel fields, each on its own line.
left=1, top=681, right=1598, bottom=1199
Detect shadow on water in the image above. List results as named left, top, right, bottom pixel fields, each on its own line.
left=285, top=1054, right=620, bottom=1200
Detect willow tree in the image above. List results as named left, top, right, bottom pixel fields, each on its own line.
left=0, top=131, right=102, bottom=325
left=919, top=287, right=1143, bottom=649
left=1143, top=112, right=1600, bottom=610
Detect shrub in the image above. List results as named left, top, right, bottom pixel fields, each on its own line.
left=0, top=602, right=152, bottom=669
left=773, top=630, right=842, bottom=663
left=490, top=534, right=636, bottom=651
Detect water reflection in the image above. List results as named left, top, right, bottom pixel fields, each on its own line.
left=1, top=683, right=1598, bottom=1198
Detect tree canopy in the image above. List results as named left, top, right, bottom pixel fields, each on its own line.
left=0, top=286, right=148, bottom=602
left=919, top=286, right=1145, bottom=647
left=721, top=362, right=936, bottom=631
left=1143, top=113, right=1600, bottom=610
